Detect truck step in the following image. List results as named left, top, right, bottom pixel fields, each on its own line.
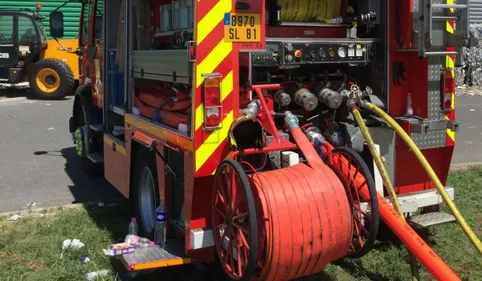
left=87, top=153, right=104, bottom=164
left=121, top=240, right=191, bottom=271
left=89, top=124, right=103, bottom=132
left=408, top=211, right=456, bottom=228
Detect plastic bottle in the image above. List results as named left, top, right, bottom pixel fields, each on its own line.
left=128, top=217, right=138, bottom=236
left=154, top=202, right=168, bottom=247
left=406, top=92, right=414, bottom=116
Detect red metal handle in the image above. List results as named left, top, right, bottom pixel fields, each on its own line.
left=251, top=84, right=283, bottom=143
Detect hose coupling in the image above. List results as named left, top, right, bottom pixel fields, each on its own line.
left=304, top=126, right=324, bottom=143
left=318, top=88, right=343, bottom=109
left=240, top=99, right=261, bottom=120
left=284, top=111, right=300, bottom=129
left=358, top=99, right=370, bottom=109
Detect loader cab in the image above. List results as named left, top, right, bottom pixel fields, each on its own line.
left=0, top=11, right=47, bottom=83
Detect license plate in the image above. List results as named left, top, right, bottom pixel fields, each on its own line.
left=224, top=13, right=261, bottom=43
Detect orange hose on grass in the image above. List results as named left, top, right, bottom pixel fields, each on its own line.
left=320, top=142, right=460, bottom=281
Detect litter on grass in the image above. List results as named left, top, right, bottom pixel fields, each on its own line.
left=7, top=215, right=21, bottom=221
left=79, top=254, right=90, bottom=263
left=60, top=239, right=85, bottom=259
left=86, top=269, right=110, bottom=280
left=62, top=239, right=85, bottom=250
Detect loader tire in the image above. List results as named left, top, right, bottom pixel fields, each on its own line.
left=29, top=58, right=75, bottom=100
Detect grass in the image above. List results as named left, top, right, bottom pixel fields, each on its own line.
left=1, top=167, right=482, bottom=281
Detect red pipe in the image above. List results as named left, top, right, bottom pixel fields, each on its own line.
left=290, top=126, right=325, bottom=168
left=229, top=144, right=298, bottom=159
left=322, top=142, right=460, bottom=281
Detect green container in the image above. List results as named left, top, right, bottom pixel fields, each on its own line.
left=0, top=0, right=82, bottom=39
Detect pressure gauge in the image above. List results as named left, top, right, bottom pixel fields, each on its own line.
left=337, top=47, right=347, bottom=58
left=318, top=48, right=326, bottom=58
left=310, top=51, right=317, bottom=59
left=328, top=48, right=336, bottom=58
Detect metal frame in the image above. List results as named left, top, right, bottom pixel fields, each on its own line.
left=362, top=186, right=455, bottom=213
left=132, top=50, right=192, bottom=84
left=417, top=0, right=469, bottom=65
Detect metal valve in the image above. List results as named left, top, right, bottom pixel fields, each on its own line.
left=274, top=90, right=292, bottom=107
left=318, top=88, right=344, bottom=109
left=294, top=88, right=319, bottom=111
left=347, top=84, right=364, bottom=104
left=240, top=99, right=261, bottom=120
left=363, top=86, right=373, bottom=97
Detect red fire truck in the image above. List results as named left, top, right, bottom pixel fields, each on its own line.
left=49, top=0, right=480, bottom=280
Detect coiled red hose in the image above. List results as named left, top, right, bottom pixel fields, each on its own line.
left=250, top=163, right=352, bottom=281
left=247, top=124, right=353, bottom=281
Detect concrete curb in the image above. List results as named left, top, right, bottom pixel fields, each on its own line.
left=0, top=202, right=84, bottom=218
left=0, top=199, right=125, bottom=218
left=0, top=97, right=27, bottom=103
left=449, top=162, right=482, bottom=171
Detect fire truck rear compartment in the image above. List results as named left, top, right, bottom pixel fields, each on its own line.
left=97, top=0, right=465, bottom=277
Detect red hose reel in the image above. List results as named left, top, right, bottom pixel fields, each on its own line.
left=210, top=84, right=378, bottom=281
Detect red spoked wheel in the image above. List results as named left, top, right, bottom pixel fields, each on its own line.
left=326, top=146, right=379, bottom=258
left=212, top=159, right=258, bottom=281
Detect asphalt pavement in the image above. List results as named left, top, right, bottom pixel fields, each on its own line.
left=0, top=95, right=122, bottom=213
left=452, top=95, right=482, bottom=165
left=0, top=94, right=480, bottom=213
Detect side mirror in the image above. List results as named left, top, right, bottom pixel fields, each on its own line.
left=49, top=11, right=64, bottom=38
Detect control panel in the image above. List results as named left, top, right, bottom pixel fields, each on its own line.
left=251, top=39, right=376, bottom=67
left=251, top=43, right=281, bottom=67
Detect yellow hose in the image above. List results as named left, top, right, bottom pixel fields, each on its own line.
left=228, top=115, right=250, bottom=150
left=362, top=101, right=482, bottom=256
left=350, top=105, right=420, bottom=281
left=278, top=0, right=342, bottom=22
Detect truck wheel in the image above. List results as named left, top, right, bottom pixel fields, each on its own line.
left=132, top=150, right=159, bottom=240
left=29, top=58, right=75, bottom=100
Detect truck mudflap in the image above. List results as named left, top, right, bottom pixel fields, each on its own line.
left=69, top=116, right=75, bottom=133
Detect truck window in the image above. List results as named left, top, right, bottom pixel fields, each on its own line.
left=36, top=19, right=47, bottom=43
left=81, top=2, right=103, bottom=45
left=94, top=15, right=103, bottom=44
left=18, top=16, right=38, bottom=45
left=80, top=3, right=92, bottom=45
left=0, top=15, right=14, bottom=44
